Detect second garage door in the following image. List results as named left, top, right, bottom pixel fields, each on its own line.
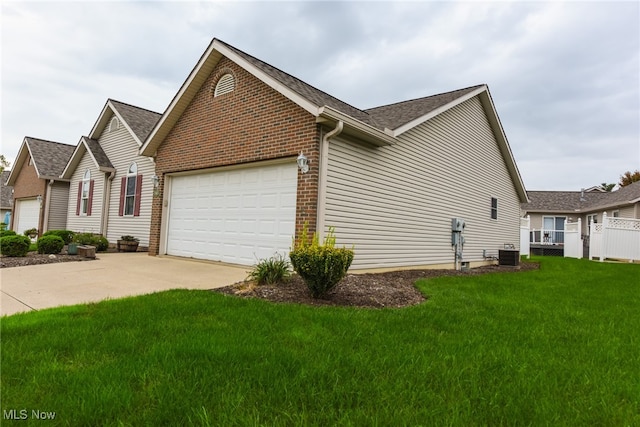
left=166, top=162, right=298, bottom=265
left=14, top=199, right=40, bottom=235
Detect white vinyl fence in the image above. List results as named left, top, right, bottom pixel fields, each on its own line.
left=563, top=218, right=583, bottom=259
left=520, top=215, right=530, bottom=259
left=589, top=213, right=640, bottom=262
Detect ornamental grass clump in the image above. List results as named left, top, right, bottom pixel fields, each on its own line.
left=289, top=225, right=354, bottom=298
left=247, top=253, right=291, bottom=285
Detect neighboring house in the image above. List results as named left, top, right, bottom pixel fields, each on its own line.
left=140, top=38, right=528, bottom=270
left=61, top=99, right=161, bottom=248
left=522, top=181, right=640, bottom=243
left=1, top=170, right=13, bottom=226
left=6, top=137, right=75, bottom=236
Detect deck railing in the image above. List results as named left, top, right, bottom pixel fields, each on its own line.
left=529, top=229, right=565, bottom=245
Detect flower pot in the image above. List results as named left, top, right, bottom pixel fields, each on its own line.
left=117, top=240, right=139, bottom=252
left=67, top=243, right=78, bottom=255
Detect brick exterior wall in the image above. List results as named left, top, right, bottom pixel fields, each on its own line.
left=149, top=57, right=321, bottom=255
left=10, top=155, right=47, bottom=233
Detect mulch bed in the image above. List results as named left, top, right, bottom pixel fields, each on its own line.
left=215, top=262, right=540, bottom=309
left=0, top=253, right=96, bottom=268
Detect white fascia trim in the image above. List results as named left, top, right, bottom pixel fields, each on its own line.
left=392, top=86, right=487, bottom=137
left=6, top=139, right=30, bottom=185
left=215, top=42, right=320, bottom=117
left=317, top=106, right=395, bottom=147
left=88, top=101, right=112, bottom=139
left=141, top=40, right=221, bottom=156
left=60, top=140, right=87, bottom=179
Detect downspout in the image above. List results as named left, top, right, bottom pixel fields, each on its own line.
left=101, top=171, right=116, bottom=240
left=316, top=120, right=343, bottom=240
left=42, top=180, right=54, bottom=233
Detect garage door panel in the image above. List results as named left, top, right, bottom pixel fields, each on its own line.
left=15, top=199, right=40, bottom=234
left=167, top=163, right=297, bottom=265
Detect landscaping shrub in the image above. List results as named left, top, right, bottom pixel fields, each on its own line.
left=289, top=226, right=354, bottom=298
left=0, top=229, right=17, bottom=238
left=43, top=229, right=75, bottom=244
left=37, top=235, right=65, bottom=254
left=0, top=235, right=31, bottom=257
left=247, top=254, right=291, bottom=285
left=73, top=233, right=109, bottom=252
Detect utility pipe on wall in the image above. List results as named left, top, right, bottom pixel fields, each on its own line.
left=316, top=120, right=343, bottom=240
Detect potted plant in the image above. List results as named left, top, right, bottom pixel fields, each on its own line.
left=23, top=228, right=38, bottom=242
left=117, top=235, right=139, bottom=252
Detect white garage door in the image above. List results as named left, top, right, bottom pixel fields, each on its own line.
left=15, top=199, right=40, bottom=234
left=166, top=162, right=298, bottom=265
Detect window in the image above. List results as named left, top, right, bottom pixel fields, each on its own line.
left=109, top=116, right=119, bottom=132
left=214, top=73, right=235, bottom=97
left=490, top=197, right=498, bottom=220
left=76, top=169, right=93, bottom=216
left=612, top=210, right=620, bottom=218
left=543, top=216, right=566, bottom=244
left=124, top=163, right=137, bottom=215
left=119, top=162, right=142, bottom=217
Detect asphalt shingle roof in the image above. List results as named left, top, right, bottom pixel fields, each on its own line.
left=26, top=137, right=75, bottom=178
left=83, top=137, right=114, bottom=169
left=110, top=100, right=162, bottom=142
left=219, top=39, right=482, bottom=132
left=523, top=181, right=640, bottom=213
left=365, top=85, right=485, bottom=130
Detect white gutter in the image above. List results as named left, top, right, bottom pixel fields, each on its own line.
left=316, top=120, right=343, bottom=240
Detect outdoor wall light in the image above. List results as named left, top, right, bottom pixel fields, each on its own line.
left=151, top=175, right=160, bottom=197
left=36, top=195, right=42, bottom=206
left=297, top=153, right=309, bottom=174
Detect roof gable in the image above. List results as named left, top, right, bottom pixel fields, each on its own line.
left=61, top=137, right=115, bottom=179
left=138, top=38, right=527, bottom=202
left=6, top=137, right=75, bottom=185
left=89, top=99, right=161, bottom=145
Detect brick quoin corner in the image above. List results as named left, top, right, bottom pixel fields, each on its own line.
left=148, top=57, right=322, bottom=255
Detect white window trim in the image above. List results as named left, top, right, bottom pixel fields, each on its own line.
left=124, top=162, right=137, bottom=216
left=81, top=170, right=91, bottom=216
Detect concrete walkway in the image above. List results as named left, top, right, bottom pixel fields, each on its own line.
left=0, top=253, right=248, bottom=316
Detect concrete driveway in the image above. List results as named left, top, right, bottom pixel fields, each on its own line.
left=0, top=253, right=248, bottom=316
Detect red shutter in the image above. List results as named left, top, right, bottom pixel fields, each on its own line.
left=87, top=180, right=94, bottom=216
left=119, top=177, right=126, bottom=216
left=133, top=174, right=143, bottom=216
left=76, top=182, right=82, bottom=215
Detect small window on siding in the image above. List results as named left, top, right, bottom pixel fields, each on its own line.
left=214, top=73, right=235, bottom=97
left=491, top=197, right=498, bottom=220
left=612, top=210, right=620, bottom=217
left=109, top=117, right=120, bottom=132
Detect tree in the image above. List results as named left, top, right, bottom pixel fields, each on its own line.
left=619, top=170, right=640, bottom=187
left=0, top=154, right=9, bottom=173
left=600, top=182, right=616, bottom=192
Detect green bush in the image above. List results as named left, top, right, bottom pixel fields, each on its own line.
left=0, top=235, right=31, bottom=257
left=247, top=254, right=291, bottom=285
left=0, top=229, right=17, bottom=238
left=289, top=226, right=354, bottom=298
left=37, top=235, right=65, bottom=254
left=43, top=229, right=75, bottom=244
left=73, top=233, right=109, bottom=252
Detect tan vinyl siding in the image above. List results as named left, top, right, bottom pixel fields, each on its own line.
left=325, top=96, right=521, bottom=269
left=66, top=154, right=103, bottom=234
left=47, top=182, right=69, bottom=230
left=100, top=122, right=154, bottom=246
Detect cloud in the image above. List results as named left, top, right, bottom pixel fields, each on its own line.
left=1, top=1, right=638, bottom=191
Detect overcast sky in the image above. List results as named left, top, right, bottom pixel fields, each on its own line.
left=1, top=1, right=638, bottom=191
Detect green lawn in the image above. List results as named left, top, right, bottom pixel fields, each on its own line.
left=1, top=257, right=639, bottom=426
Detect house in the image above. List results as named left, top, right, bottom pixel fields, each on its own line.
left=5, top=138, right=75, bottom=236
left=140, top=38, right=528, bottom=270
left=522, top=181, right=640, bottom=247
left=61, top=99, right=161, bottom=248
left=1, top=170, right=13, bottom=226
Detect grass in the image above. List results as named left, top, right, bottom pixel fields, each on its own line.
left=1, top=257, right=639, bottom=426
